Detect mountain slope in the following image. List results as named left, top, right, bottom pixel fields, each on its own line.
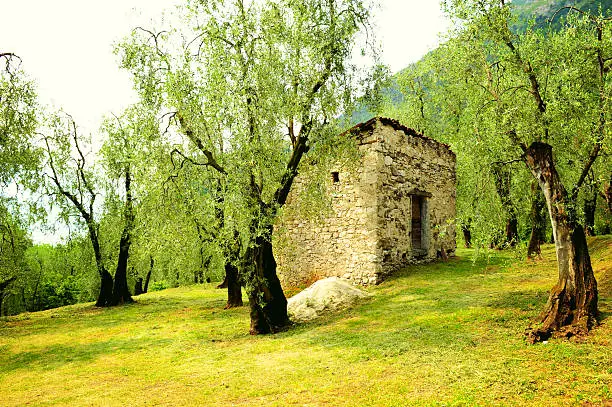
left=511, top=0, right=612, bottom=30
left=351, top=0, right=612, bottom=126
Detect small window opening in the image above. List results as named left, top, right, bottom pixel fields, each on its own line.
left=331, top=171, right=340, bottom=183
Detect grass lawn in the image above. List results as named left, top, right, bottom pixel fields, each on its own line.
left=1, top=237, right=611, bottom=406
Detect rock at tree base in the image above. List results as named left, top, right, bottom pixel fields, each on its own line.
left=287, top=277, right=371, bottom=322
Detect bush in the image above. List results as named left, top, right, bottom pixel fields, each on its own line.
left=149, top=281, right=169, bottom=292
left=36, top=277, right=79, bottom=311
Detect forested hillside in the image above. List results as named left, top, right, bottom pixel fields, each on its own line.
left=352, top=1, right=612, bottom=124
left=512, top=0, right=612, bottom=29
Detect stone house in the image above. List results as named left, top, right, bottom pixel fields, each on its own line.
left=275, top=117, right=456, bottom=287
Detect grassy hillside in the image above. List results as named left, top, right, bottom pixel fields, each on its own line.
left=1, top=237, right=611, bottom=406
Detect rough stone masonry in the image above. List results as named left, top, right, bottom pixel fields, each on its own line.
left=275, top=117, right=456, bottom=288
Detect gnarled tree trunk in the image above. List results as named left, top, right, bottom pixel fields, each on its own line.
left=112, top=231, right=134, bottom=305
left=247, top=228, right=289, bottom=335
left=88, top=222, right=114, bottom=307
left=111, top=167, right=134, bottom=305
left=224, top=263, right=242, bottom=309
left=96, top=268, right=114, bottom=307
left=525, top=142, right=598, bottom=343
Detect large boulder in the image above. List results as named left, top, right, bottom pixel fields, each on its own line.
left=287, top=277, right=371, bottom=322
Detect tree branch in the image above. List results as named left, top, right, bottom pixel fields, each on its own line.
left=42, top=133, right=91, bottom=222
left=572, top=143, right=602, bottom=198
left=175, top=113, right=227, bottom=175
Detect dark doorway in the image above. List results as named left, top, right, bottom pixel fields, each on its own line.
left=412, top=196, right=423, bottom=250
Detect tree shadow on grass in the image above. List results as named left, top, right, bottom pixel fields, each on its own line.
left=486, top=289, right=549, bottom=312
left=280, top=279, right=483, bottom=359
left=486, top=287, right=612, bottom=328
left=279, top=253, right=559, bottom=355
left=382, top=253, right=511, bottom=287
left=286, top=304, right=480, bottom=361
left=0, top=337, right=173, bottom=375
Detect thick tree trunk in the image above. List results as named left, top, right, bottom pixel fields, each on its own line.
left=528, top=182, right=547, bottom=259
left=506, top=217, right=518, bottom=247
left=134, top=278, right=144, bottom=296
left=247, top=232, right=289, bottom=335
left=524, top=142, right=598, bottom=343
left=111, top=167, right=134, bottom=306
left=218, top=229, right=243, bottom=308
left=87, top=221, right=114, bottom=307
left=492, top=164, right=518, bottom=247
left=143, top=256, right=153, bottom=294
left=96, top=269, right=114, bottom=307
left=112, top=233, right=133, bottom=305
left=224, top=263, right=242, bottom=309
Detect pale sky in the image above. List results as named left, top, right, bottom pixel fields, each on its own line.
left=1, top=0, right=449, bottom=243
left=1, top=0, right=449, bottom=133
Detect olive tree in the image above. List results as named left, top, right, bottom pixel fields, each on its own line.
left=118, top=0, right=375, bottom=333
left=99, top=105, right=161, bottom=304
left=0, top=52, right=40, bottom=311
left=441, top=0, right=612, bottom=341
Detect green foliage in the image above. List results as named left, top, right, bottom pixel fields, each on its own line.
left=116, top=0, right=378, bottom=308
left=384, top=0, right=612, bottom=250
left=148, top=280, right=170, bottom=292
left=0, top=54, right=44, bottom=316
left=0, top=54, right=40, bottom=187
left=511, top=0, right=612, bottom=31
left=22, top=240, right=97, bottom=312
left=35, top=278, right=78, bottom=310
left=0, top=203, right=32, bottom=315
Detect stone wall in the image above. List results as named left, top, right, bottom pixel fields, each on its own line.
left=375, top=119, right=457, bottom=278
left=275, top=117, right=456, bottom=288
left=275, top=135, right=382, bottom=288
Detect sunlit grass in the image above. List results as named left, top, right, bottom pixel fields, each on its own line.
left=1, top=237, right=611, bottom=406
